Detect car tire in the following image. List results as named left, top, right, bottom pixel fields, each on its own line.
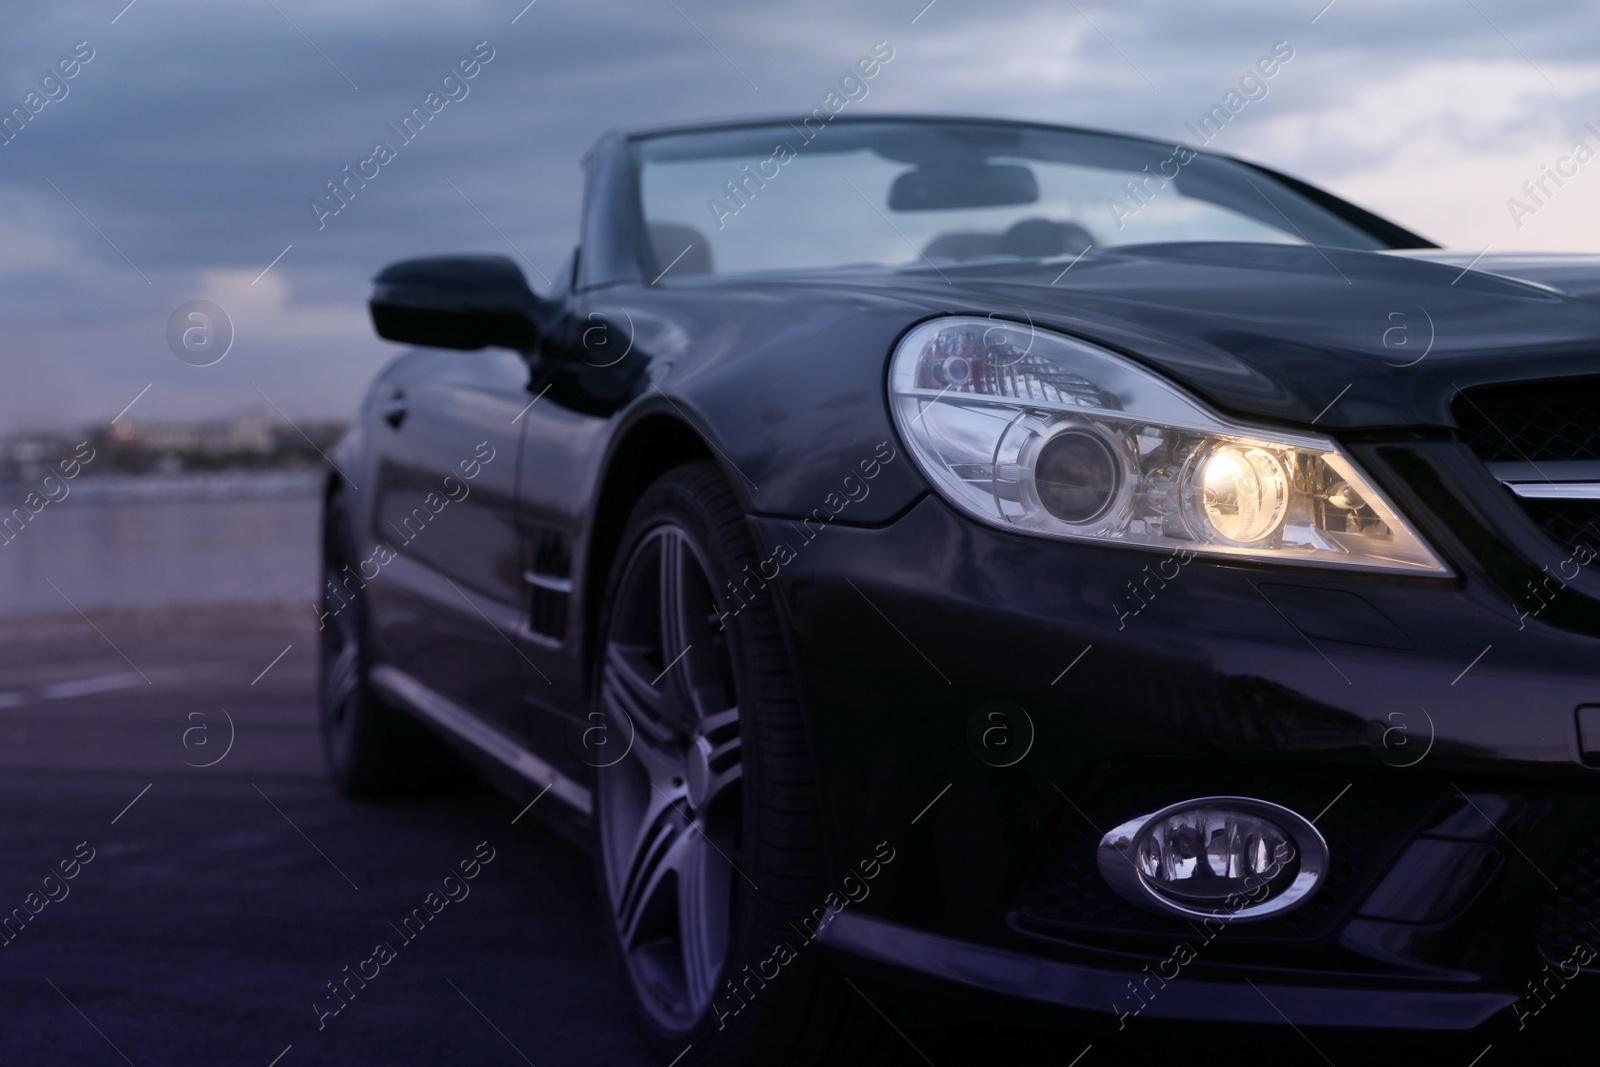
left=318, top=491, right=466, bottom=798
left=592, top=462, right=916, bottom=1066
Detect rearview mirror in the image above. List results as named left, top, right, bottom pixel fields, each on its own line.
left=369, top=255, right=539, bottom=351
left=888, top=163, right=1039, bottom=211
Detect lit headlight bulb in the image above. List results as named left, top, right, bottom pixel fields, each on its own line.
left=1184, top=444, right=1288, bottom=545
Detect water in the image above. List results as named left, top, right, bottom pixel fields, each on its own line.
left=0, top=483, right=320, bottom=619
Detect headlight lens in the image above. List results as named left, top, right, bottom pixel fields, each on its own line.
left=889, top=317, right=1449, bottom=572
left=1035, top=428, right=1123, bottom=523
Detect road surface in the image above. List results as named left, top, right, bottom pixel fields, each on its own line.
left=0, top=605, right=1534, bottom=1065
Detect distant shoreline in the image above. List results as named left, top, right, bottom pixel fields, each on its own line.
left=0, top=469, right=324, bottom=505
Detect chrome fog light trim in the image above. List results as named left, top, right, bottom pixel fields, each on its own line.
left=1097, top=796, right=1328, bottom=923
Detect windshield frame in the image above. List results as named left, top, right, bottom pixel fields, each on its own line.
left=576, top=115, right=1435, bottom=291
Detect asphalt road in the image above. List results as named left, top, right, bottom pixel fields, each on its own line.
left=0, top=606, right=1552, bottom=1066
left=0, top=605, right=656, bottom=1067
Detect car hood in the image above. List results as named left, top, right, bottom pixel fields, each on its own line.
left=640, top=242, right=1600, bottom=523
left=1387, top=248, right=1600, bottom=304
left=842, top=242, right=1600, bottom=429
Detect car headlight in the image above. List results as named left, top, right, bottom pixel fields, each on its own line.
left=889, top=317, right=1449, bottom=573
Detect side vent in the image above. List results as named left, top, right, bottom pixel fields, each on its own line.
left=524, top=529, right=573, bottom=643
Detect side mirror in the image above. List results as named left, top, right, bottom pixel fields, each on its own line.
left=369, top=255, right=539, bottom=351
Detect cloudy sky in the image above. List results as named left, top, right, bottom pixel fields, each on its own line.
left=2, top=0, right=1597, bottom=432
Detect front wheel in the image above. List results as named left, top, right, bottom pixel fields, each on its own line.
left=592, top=463, right=907, bottom=1065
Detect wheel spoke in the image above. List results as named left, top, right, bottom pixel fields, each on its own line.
left=661, top=529, right=738, bottom=721
left=612, top=785, right=691, bottom=949
left=678, top=828, right=731, bottom=1011
left=659, top=532, right=688, bottom=665
left=691, top=707, right=743, bottom=810
left=322, top=642, right=359, bottom=721
left=601, top=642, right=676, bottom=744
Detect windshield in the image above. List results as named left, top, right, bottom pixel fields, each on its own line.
left=632, top=120, right=1387, bottom=279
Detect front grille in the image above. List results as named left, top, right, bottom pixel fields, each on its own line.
left=1518, top=499, right=1600, bottom=556
left=1453, top=379, right=1600, bottom=554
left=1454, top=378, right=1600, bottom=463
left=1537, top=830, right=1600, bottom=958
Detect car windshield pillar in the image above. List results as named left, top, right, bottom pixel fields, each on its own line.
left=579, top=132, right=651, bottom=290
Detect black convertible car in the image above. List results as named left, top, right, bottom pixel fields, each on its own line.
left=319, top=115, right=1600, bottom=1061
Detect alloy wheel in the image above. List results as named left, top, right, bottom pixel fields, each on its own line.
left=597, top=523, right=744, bottom=1032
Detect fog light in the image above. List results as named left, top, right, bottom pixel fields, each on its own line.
left=1098, top=797, right=1328, bottom=922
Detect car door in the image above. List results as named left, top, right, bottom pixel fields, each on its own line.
left=365, top=346, right=529, bottom=738
left=510, top=288, right=670, bottom=779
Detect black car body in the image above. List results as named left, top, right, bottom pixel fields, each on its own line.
left=319, top=115, right=1600, bottom=1059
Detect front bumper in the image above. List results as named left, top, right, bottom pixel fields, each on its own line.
left=814, top=911, right=1514, bottom=1029
left=749, top=450, right=1600, bottom=1031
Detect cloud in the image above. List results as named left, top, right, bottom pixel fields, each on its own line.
left=2, top=0, right=1599, bottom=432
left=1232, top=57, right=1600, bottom=249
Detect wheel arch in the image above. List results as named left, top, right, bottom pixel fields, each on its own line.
left=581, top=412, right=719, bottom=680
